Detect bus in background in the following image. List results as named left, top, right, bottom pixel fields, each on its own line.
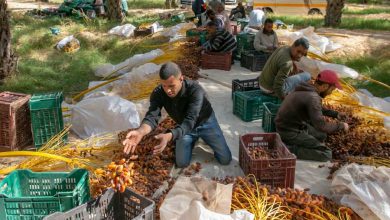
left=248, top=0, right=327, bottom=15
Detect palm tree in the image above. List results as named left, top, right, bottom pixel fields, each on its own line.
left=0, top=0, right=17, bottom=81
left=324, top=0, right=345, bottom=27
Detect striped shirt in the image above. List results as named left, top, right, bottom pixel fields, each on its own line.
left=204, top=29, right=237, bottom=53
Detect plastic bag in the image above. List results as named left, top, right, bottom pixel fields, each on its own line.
left=56, top=35, right=80, bottom=50
left=160, top=176, right=234, bottom=220
left=70, top=95, right=140, bottom=138
left=180, top=201, right=254, bottom=220
left=108, top=24, right=136, bottom=38
left=94, top=49, right=164, bottom=77
left=330, top=163, right=390, bottom=220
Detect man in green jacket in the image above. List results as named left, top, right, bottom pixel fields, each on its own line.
left=259, top=38, right=311, bottom=99
left=275, top=70, right=349, bottom=162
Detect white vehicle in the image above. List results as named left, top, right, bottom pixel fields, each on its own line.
left=247, top=0, right=327, bottom=15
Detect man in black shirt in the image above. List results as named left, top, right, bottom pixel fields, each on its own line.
left=123, top=62, right=232, bottom=168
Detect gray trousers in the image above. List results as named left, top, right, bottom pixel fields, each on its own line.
left=278, top=124, right=332, bottom=162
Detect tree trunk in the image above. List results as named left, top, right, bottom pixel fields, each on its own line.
left=107, top=0, right=123, bottom=21
left=165, top=0, right=171, bottom=9
left=324, top=0, right=345, bottom=27
left=0, top=0, right=17, bottom=81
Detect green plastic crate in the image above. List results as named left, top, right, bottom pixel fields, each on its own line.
left=262, top=102, right=281, bottom=132
left=233, top=90, right=281, bottom=122
left=0, top=169, right=91, bottom=220
left=29, top=92, right=65, bottom=148
left=236, top=33, right=255, bottom=59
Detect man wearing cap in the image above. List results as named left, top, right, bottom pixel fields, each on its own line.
left=275, top=70, right=349, bottom=162
left=122, top=62, right=232, bottom=168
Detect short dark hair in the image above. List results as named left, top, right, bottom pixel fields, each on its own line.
left=264, top=18, right=273, bottom=24
left=293, top=37, right=310, bottom=49
left=159, top=62, right=182, bottom=80
left=206, top=9, right=215, bottom=17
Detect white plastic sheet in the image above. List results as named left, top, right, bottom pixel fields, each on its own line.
left=162, top=23, right=196, bottom=42
left=94, top=49, right=164, bottom=77
left=70, top=95, right=140, bottom=138
left=330, top=163, right=390, bottom=220
left=353, top=89, right=390, bottom=113
left=56, top=35, right=80, bottom=50
left=295, top=56, right=359, bottom=79
left=111, top=63, right=161, bottom=98
left=108, top=24, right=136, bottom=38
left=160, top=176, right=234, bottom=220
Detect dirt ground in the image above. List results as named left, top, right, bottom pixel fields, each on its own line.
left=315, top=28, right=390, bottom=59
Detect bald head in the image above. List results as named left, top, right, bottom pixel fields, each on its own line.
left=159, top=62, right=182, bottom=80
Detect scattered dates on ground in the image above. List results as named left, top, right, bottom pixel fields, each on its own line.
left=175, top=40, right=201, bottom=80
left=324, top=105, right=390, bottom=160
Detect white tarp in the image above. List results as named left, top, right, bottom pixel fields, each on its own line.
left=70, top=95, right=140, bottom=138
left=353, top=89, right=390, bottom=113
left=94, top=49, right=164, bottom=77
left=181, top=201, right=254, bottom=220
left=162, top=23, right=196, bottom=41
left=330, top=163, right=390, bottom=220
left=108, top=24, right=136, bottom=38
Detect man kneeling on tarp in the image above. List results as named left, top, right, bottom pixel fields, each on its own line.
left=122, top=62, right=232, bottom=168
left=275, top=70, right=349, bottom=162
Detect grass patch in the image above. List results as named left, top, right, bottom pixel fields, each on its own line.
left=343, top=7, right=390, bottom=14
left=332, top=48, right=390, bottom=98
left=127, top=0, right=165, bottom=9
left=1, top=12, right=179, bottom=96
left=269, top=15, right=390, bottom=30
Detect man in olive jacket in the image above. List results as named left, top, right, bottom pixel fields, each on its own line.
left=275, top=70, right=349, bottom=162
left=259, top=38, right=311, bottom=100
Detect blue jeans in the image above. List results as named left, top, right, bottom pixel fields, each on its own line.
left=175, top=113, right=232, bottom=168
left=283, top=72, right=311, bottom=95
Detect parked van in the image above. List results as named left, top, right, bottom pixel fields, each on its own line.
left=248, top=0, right=327, bottom=15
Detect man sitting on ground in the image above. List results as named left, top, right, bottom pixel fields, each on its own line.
left=203, top=21, right=237, bottom=53
left=123, top=62, right=232, bottom=168
left=254, top=18, right=279, bottom=54
left=258, top=37, right=311, bottom=100
left=275, top=70, right=349, bottom=162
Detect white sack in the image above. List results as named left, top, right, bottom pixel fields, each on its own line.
left=180, top=201, right=254, bottom=220
left=71, top=95, right=140, bottom=138
left=275, top=26, right=342, bottom=56
left=94, top=49, right=164, bottom=77
left=160, top=176, right=233, bottom=220
left=162, top=23, right=196, bottom=41
left=56, top=35, right=80, bottom=50
left=330, top=163, right=390, bottom=220
left=108, top=24, right=136, bottom=38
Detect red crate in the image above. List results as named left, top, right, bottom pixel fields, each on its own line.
left=0, top=92, right=32, bottom=151
left=239, top=133, right=296, bottom=188
left=201, top=51, right=232, bottom=71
